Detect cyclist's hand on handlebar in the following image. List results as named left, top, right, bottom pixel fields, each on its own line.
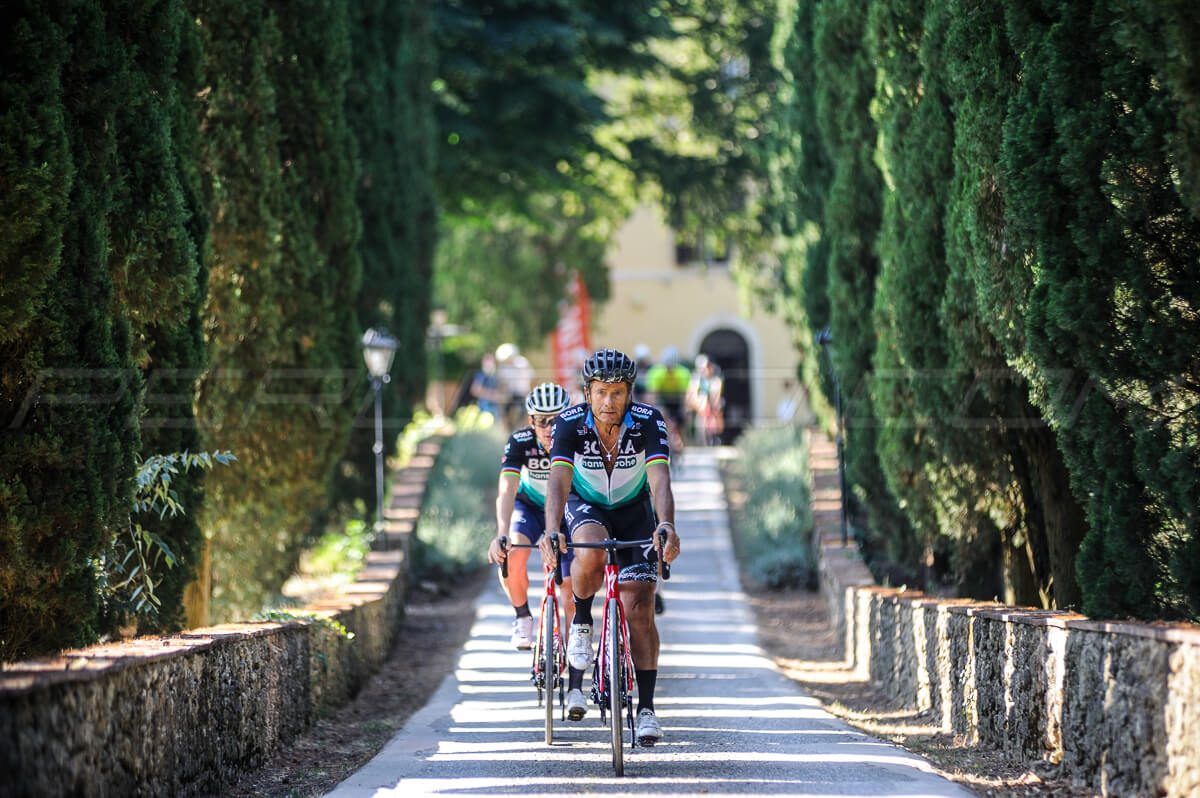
left=488, top=536, right=507, bottom=565
left=538, top=531, right=560, bottom=566
left=655, top=522, right=681, bottom=564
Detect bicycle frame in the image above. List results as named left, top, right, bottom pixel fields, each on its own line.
left=554, top=530, right=669, bottom=776
left=499, top=537, right=566, bottom=744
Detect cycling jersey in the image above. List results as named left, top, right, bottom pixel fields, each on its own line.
left=644, top=364, right=690, bottom=397
left=549, top=401, right=670, bottom=510
left=500, top=427, right=553, bottom=507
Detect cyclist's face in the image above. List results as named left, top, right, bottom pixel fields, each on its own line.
left=530, top=414, right=555, bottom=447
left=587, top=381, right=630, bottom=424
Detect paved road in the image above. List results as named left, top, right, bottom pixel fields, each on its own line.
left=326, top=449, right=974, bottom=797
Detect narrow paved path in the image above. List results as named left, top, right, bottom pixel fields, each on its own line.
left=326, top=449, right=974, bottom=797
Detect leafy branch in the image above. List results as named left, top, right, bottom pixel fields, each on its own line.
left=97, top=451, right=236, bottom=625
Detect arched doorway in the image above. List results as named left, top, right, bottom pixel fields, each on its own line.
left=698, top=329, right=750, bottom=443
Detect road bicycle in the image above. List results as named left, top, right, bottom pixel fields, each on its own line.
left=498, top=537, right=567, bottom=744
left=552, top=529, right=670, bottom=776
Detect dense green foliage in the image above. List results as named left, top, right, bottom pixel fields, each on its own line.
left=743, top=0, right=1200, bottom=618
left=326, top=0, right=438, bottom=538
left=1, top=0, right=204, bottom=658
left=409, top=409, right=506, bottom=581
left=1, top=0, right=439, bottom=656
left=5, top=0, right=1198, bottom=661
left=192, top=0, right=364, bottom=622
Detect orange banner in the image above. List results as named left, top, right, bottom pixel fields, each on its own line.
left=550, top=272, right=592, bottom=388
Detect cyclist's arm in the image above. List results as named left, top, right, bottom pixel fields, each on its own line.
left=490, top=472, right=520, bottom=564
left=647, top=462, right=680, bottom=563
left=540, top=463, right=572, bottom=564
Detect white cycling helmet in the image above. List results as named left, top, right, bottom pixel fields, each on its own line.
left=525, top=382, right=571, bottom=415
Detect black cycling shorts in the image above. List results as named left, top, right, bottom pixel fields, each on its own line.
left=563, top=494, right=659, bottom=584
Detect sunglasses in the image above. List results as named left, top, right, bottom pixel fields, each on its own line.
left=530, top=417, right=556, bottom=428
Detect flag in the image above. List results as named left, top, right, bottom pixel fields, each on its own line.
left=550, top=272, right=592, bottom=387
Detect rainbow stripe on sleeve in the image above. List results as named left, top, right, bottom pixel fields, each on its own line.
left=645, top=453, right=670, bottom=468
left=551, top=456, right=575, bottom=471
left=501, top=465, right=521, bottom=477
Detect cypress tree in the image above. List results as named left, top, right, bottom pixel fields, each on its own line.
left=1, top=1, right=141, bottom=658
left=870, top=0, right=1084, bottom=605
left=869, top=0, right=977, bottom=588
left=331, top=0, right=437, bottom=525
left=935, top=0, right=1089, bottom=609
left=813, top=0, right=916, bottom=562
left=753, top=0, right=836, bottom=423
left=193, top=0, right=364, bottom=622
left=117, top=0, right=209, bottom=633
left=1002, top=0, right=1200, bottom=618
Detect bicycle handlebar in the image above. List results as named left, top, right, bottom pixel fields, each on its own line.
left=497, top=535, right=563, bottom=585
left=499, top=528, right=674, bottom=584
left=550, top=528, right=672, bottom=582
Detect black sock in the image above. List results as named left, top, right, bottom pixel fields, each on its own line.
left=569, top=666, right=584, bottom=691
left=572, top=595, right=594, bottom=626
left=514, top=603, right=531, bottom=618
left=636, top=669, right=657, bottom=713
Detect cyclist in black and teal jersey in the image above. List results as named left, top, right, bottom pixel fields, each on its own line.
left=488, top=383, right=575, bottom=649
left=539, top=348, right=681, bottom=746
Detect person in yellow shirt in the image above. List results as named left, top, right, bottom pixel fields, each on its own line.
left=643, top=346, right=690, bottom=452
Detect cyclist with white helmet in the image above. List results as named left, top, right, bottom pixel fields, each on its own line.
left=488, top=382, right=575, bottom=649
left=539, top=348, right=681, bottom=745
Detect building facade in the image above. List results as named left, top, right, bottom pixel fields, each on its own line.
left=528, top=204, right=804, bottom=440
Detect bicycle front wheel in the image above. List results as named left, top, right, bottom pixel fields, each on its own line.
left=543, top=600, right=556, bottom=745
left=606, top=598, right=624, bottom=776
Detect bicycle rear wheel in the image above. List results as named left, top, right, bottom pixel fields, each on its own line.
left=543, top=601, right=556, bottom=744
left=606, top=599, right=624, bottom=776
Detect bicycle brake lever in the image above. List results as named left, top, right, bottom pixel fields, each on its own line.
left=656, top=527, right=671, bottom=581
left=550, top=533, right=563, bottom=586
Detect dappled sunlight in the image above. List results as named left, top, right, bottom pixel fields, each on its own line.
left=327, top=448, right=972, bottom=798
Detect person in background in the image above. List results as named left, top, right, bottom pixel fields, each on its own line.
left=487, top=383, right=575, bottom=649
left=469, top=353, right=501, bottom=418
left=632, top=344, right=654, bottom=398
left=495, top=343, right=535, bottom=428
left=686, top=354, right=724, bottom=445
left=644, top=346, right=689, bottom=453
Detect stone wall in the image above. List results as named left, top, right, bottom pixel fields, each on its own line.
left=0, top=434, right=446, bottom=798
left=815, top=528, right=1200, bottom=797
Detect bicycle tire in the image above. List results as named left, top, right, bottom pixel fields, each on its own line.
left=543, top=599, right=556, bottom=745
left=607, top=598, right=624, bottom=776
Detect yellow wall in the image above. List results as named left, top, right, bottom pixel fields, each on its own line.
left=527, top=204, right=803, bottom=426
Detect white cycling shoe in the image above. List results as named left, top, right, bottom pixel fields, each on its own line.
left=566, top=623, right=593, bottom=670
left=635, top=708, right=664, bottom=745
left=566, top=688, right=588, bottom=721
left=510, top=615, right=534, bottom=650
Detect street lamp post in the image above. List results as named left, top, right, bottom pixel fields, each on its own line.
left=362, top=328, right=399, bottom=549
left=816, top=326, right=848, bottom=547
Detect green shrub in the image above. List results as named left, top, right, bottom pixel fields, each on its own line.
left=728, top=425, right=815, bottom=589
left=410, top=409, right=506, bottom=583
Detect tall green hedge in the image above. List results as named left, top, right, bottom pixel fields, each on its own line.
left=1002, top=0, right=1200, bottom=618
left=747, top=0, right=1199, bottom=618
left=193, top=0, right=364, bottom=623
left=329, top=0, right=437, bottom=528
left=813, top=0, right=917, bottom=567
left=0, top=0, right=206, bottom=658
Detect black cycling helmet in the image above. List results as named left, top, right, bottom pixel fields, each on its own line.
left=582, top=348, right=637, bottom=386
